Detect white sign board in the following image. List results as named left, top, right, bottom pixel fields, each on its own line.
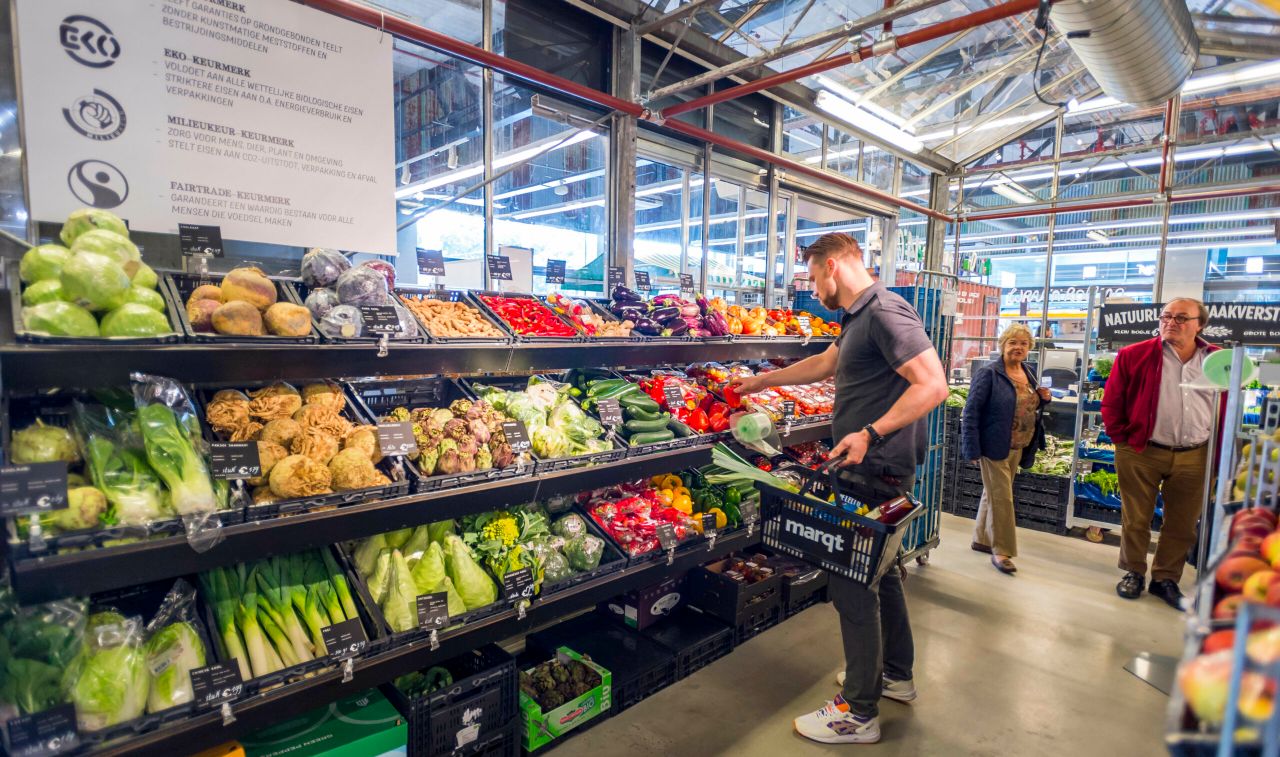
left=14, top=0, right=395, bottom=253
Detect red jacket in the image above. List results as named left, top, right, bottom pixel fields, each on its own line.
left=1101, top=336, right=1221, bottom=452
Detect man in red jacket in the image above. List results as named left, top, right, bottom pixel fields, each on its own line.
left=1101, top=298, right=1220, bottom=608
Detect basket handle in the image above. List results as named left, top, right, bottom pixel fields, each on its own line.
left=797, top=455, right=845, bottom=499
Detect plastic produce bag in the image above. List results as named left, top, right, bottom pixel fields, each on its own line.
left=304, top=287, right=341, bottom=319
left=0, top=588, right=87, bottom=722
left=143, top=579, right=206, bottom=713
left=73, top=401, right=171, bottom=528
left=67, top=612, right=149, bottom=731
left=359, top=259, right=396, bottom=291
left=393, top=304, right=419, bottom=338
left=543, top=492, right=575, bottom=515
left=335, top=266, right=389, bottom=307
left=319, top=305, right=364, bottom=338
left=131, top=373, right=223, bottom=552
left=299, top=248, right=350, bottom=288
left=551, top=513, right=587, bottom=541
left=542, top=549, right=573, bottom=583
left=564, top=534, right=604, bottom=572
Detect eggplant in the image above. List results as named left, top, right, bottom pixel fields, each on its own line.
left=612, top=285, right=644, bottom=303
left=633, top=317, right=660, bottom=335
left=705, top=310, right=728, bottom=337
left=680, top=304, right=700, bottom=317
left=618, top=307, right=644, bottom=323
left=696, top=295, right=711, bottom=316
left=667, top=321, right=691, bottom=336
left=650, top=306, right=680, bottom=322
left=652, top=294, right=683, bottom=307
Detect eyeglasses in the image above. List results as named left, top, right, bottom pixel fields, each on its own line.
left=1159, top=314, right=1200, bottom=325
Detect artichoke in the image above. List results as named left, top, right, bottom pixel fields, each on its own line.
left=449, top=399, right=473, bottom=418
left=385, top=407, right=411, bottom=423
left=443, top=418, right=470, bottom=442
left=491, top=441, right=514, bottom=469
left=475, top=445, right=493, bottom=471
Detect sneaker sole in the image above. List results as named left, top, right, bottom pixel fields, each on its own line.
left=793, top=722, right=881, bottom=744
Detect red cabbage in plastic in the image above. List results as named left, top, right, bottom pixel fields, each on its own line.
left=300, top=248, right=350, bottom=288
left=358, top=259, right=396, bottom=291
left=319, top=304, right=364, bottom=338
left=335, top=266, right=390, bottom=306
left=304, top=287, right=341, bottom=319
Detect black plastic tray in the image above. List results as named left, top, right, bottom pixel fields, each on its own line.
left=292, top=280, right=428, bottom=344
left=576, top=500, right=700, bottom=569
left=349, top=376, right=535, bottom=492
left=640, top=605, right=735, bottom=679
left=544, top=296, right=642, bottom=343
left=166, top=270, right=319, bottom=344
left=8, top=260, right=185, bottom=345
left=193, top=380, right=408, bottom=520
left=470, top=290, right=582, bottom=343
left=395, top=287, right=512, bottom=344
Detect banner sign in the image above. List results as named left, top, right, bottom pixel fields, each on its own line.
left=15, top=0, right=395, bottom=252
left=1099, top=302, right=1280, bottom=346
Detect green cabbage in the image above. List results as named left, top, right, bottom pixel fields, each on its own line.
left=384, top=527, right=415, bottom=550
left=368, top=550, right=392, bottom=604
left=123, top=286, right=166, bottom=313
left=70, top=230, right=141, bottom=272
left=441, top=577, right=467, bottom=618
left=22, top=279, right=67, bottom=307
left=400, top=526, right=431, bottom=565
left=352, top=534, right=386, bottom=578
left=19, top=245, right=72, bottom=284
left=383, top=550, right=417, bottom=633
left=60, top=251, right=131, bottom=313
left=99, top=303, right=170, bottom=338
left=131, top=262, right=159, bottom=290
left=410, top=542, right=446, bottom=596
left=443, top=534, right=497, bottom=611
left=144, top=622, right=205, bottom=713
left=427, top=520, right=455, bottom=545
left=22, top=300, right=99, bottom=337
left=60, top=208, right=128, bottom=246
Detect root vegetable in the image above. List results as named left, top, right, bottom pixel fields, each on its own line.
left=211, top=301, right=265, bottom=336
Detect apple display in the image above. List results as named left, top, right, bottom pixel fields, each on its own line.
left=1243, top=570, right=1280, bottom=603
left=1218, top=555, right=1272, bottom=593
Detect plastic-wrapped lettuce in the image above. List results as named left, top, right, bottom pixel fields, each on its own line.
left=564, top=534, right=604, bottom=572
left=143, top=579, right=206, bottom=714
left=68, top=613, right=149, bottom=731
left=74, top=401, right=171, bottom=527
left=542, top=550, right=573, bottom=583
left=551, top=513, right=587, bottom=541
left=0, top=589, right=87, bottom=718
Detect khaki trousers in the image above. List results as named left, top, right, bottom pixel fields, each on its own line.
left=1115, top=442, right=1209, bottom=582
left=974, top=448, right=1022, bottom=557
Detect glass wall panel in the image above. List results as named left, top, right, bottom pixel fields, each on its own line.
left=705, top=178, right=741, bottom=300
left=738, top=187, right=769, bottom=304
left=783, top=106, right=823, bottom=166
left=634, top=157, right=686, bottom=294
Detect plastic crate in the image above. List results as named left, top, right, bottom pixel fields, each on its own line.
left=598, top=573, right=687, bottom=630
left=471, top=290, right=581, bottom=343
left=684, top=555, right=784, bottom=636
left=165, top=271, right=318, bottom=344
left=382, top=644, right=518, bottom=757
left=347, top=376, right=532, bottom=493
left=526, top=614, right=674, bottom=713
left=292, top=280, right=428, bottom=344
left=395, top=287, right=512, bottom=344
left=640, top=606, right=734, bottom=679
left=732, top=601, right=783, bottom=643
left=8, top=260, right=185, bottom=345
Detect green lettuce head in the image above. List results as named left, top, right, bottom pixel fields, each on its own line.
left=22, top=300, right=99, bottom=337
left=21, top=279, right=68, bottom=307
left=60, top=251, right=131, bottom=313
left=144, top=622, right=205, bottom=713
left=19, top=244, right=72, bottom=284
left=60, top=208, right=129, bottom=246
left=99, top=303, right=170, bottom=338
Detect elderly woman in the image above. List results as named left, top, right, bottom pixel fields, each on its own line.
left=960, top=324, right=1051, bottom=574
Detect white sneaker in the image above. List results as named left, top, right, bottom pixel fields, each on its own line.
left=834, top=671, right=918, bottom=703
left=793, top=695, right=881, bottom=744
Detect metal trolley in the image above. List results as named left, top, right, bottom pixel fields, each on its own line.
left=889, top=270, right=958, bottom=565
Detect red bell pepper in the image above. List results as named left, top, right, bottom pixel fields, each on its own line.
left=685, top=408, right=710, bottom=432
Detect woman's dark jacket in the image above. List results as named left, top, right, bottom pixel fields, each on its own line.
left=959, top=361, right=1048, bottom=469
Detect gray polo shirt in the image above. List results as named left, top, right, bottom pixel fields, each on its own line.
left=833, top=282, right=935, bottom=477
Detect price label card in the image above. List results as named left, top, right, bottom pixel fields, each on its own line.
left=0, top=462, right=68, bottom=517
left=701, top=512, right=717, bottom=536
left=416, top=248, right=446, bottom=276
left=359, top=305, right=401, bottom=334
left=663, top=384, right=685, bottom=410
left=209, top=442, right=261, bottom=481
left=416, top=592, right=449, bottom=629
left=797, top=316, right=811, bottom=335
left=782, top=400, right=796, bottom=418
left=739, top=499, right=760, bottom=523
left=321, top=618, right=368, bottom=661
left=190, top=663, right=244, bottom=710
left=6, top=704, right=78, bottom=757
left=655, top=522, right=678, bottom=550
left=597, top=398, right=624, bottom=425
left=487, top=255, right=513, bottom=281
left=634, top=271, right=651, bottom=290
left=607, top=266, right=625, bottom=290
left=545, top=259, right=566, bottom=284
left=500, top=420, right=531, bottom=453
left=679, top=273, right=695, bottom=293
left=376, top=422, right=420, bottom=457
left=502, top=567, right=536, bottom=602
left=178, top=223, right=224, bottom=257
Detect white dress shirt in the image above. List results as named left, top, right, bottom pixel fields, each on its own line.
left=1149, top=341, right=1214, bottom=447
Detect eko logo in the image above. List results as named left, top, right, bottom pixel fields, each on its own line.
left=59, top=15, right=121, bottom=68
left=63, top=89, right=126, bottom=140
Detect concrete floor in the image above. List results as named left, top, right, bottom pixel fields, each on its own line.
left=552, top=514, right=1194, bottom=757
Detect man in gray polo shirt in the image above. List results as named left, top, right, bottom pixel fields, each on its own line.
left=729, top=232, right=947, bottom=744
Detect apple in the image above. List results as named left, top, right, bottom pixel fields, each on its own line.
left=1244, top=570, right=1280, bottom=603
left=1215, top=593, right=1246, bottom=620
left=1218, top=555, right=1272, bottom=593
left=1233, top=534, right=1266, bottom=557
left=1180, top=651, right=1232, bottom=725
left=1235, top=508, right=1279, bottom=530
left=1248, top=627, right=1280, bottom=665
left=1263, top=533, right=1280, bottom=567
left=1239, top=673, right=1277, bottom=722
left=1232, top=517, right=1274, bottom=542
left=1204, top=629, right=1236, bottom=654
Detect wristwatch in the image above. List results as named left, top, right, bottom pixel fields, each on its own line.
left=862, top=424, right=885, bottom=447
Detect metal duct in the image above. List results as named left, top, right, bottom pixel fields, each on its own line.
left=1051, top=0, right=1200, bottom=107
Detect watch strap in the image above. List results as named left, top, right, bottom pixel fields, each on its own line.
left=863, top=424, right=885, bottom=447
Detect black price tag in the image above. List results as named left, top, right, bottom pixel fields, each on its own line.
left=679, top=273, right=695, bottom=293
left=376, top=422, right=419, bottom=457
left=597, top=398, right=623, bottom=425
left=0, top=462, right=68, bottom=517
left=607, top=266, right=625, bottom=290
left=545, top=259, right=566, bottom=284
left=502, top=567, right=536, bottom=602
left=487, top=255, right=513, bottom=281
left=634, top=271, right=651, bottom=290
left=6, top=704, right=78, bottom=757
left=702, top=512, right=717, bottom=536
left=663, top=384, right=685, bottom=410
left=655, top=522, right=677, bottom=550
left=190, top=663, right=244, bottom=710
left=360, top=305, right=401, bottom=334
left=782, top=400, right=796, bottom=418
left=321, top=618, right=368, bottom=660
left=500, top=420, right=531, bottom=453
left=178, top=223, right=224, bottom=257
left=740, top=499, right=759, bottom=523
left=416, top=248, right=446, bottom=276
left=416, top=592, right=449, bottom=629
left=209, top=442, right=261, bottom=480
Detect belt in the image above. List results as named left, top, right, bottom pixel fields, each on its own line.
left=1147, top=440, right=1208, bottom=453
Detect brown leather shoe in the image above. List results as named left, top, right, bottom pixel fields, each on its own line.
left=971, top=542, right=992, bottom=554
left=991, top=555, right=1017, bottom=574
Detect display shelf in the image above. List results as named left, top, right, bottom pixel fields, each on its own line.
left=86, top=528, right=760, bottom=757
left=8, top=422, right=833, bottom=604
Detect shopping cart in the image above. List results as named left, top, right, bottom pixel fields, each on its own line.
left=756, top=457, right=926, bottom=589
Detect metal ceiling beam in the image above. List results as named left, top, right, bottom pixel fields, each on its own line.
left=937, top=68, right=1088, bottom=163
left=644, top=0, right=953, bottom=101
left=903, top=40, right=1046, bottom=129
left=633, top=0, right=722, bottom=36
left=860, top=29, right=969, bottom=102
left=1197, top=29, right=1280, bottom=60
left=1193, top=12, right=1280, bottom=27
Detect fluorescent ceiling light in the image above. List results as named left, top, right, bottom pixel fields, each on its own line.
left=815, top=90, right=923, bottom=155
left=396, top=129, right=601, bottom=199
left=1066, top=60, right=1280, bottom=115
left=1246, top=256, right=1265, bottom=274
left=1086, top=229, right=1108, bottom=243
left=962, top=226, right=1275, bottom=254
left=1082, top=265, right=1098, bottom=279
left=813, top=75, right=912, bottom=129
left=991, top=184, right=1037, bottom=204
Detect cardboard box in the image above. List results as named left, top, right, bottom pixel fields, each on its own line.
left=520, top=647, right=612, bottom=751
left=599, top=573, right=684, bottom=630
left=242, top=689, right=407, bottom=757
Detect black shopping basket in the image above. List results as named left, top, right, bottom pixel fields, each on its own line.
left=755, top=457, right=925, bottom=588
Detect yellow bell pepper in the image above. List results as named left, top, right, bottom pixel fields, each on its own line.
left=673, top=494, right=693, bottom=512
left=656, top=488, right=674, bottom=505
left=674, top=486, right=691, bottom=499
left=659, top=474, right=683, bottom=491
left=707, top=507, right=728, bottom=529
left=650, top=475, right=668, bottom=487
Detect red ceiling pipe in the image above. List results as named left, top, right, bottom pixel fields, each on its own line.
left=659, top=0, right=1040, bottom=120
left=959, top=183, right=1280, bottom=223
left=884, top=0, right=895, bottom=34
left=661, top=118, right=954, bottom=222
